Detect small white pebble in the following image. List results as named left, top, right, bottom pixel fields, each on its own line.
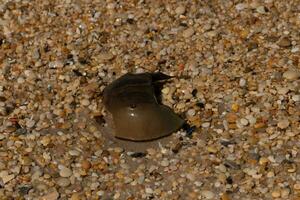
left=145, top=188, right=154, bottom=194
left=202, top=122, right=210, bottom=128
left=187, top=109, right=196, bottom=116
left=160, top=159, right=169, bottom=167
left=239, top=78, right=247, bottom=87
left=162, top=87, right=170, bottom=95
left=26, top=119, right=36, bottom=128
left=202, top=190, right=215, bottom=199
left=292, top=95, right=300, bottom=102
left=240, top=118, right=249, bottom=126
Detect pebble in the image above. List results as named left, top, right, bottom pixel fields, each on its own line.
left=256, top=6, right=267, bottom=14
left=145, top=188, right=154, bottom=194
left=202, top=122, right=210, bottom=128
left=281, top=188, right=290, bottom=198
left=161, top=87, right=170, bottom=95
left=0, top=171, right=15, bottom=184
left=294, top=183, right=300, bottom=190
left=0, top=134, right=5, bottom=140
left=81, top=160, right=91, bottom=170
left=182, top=28, right=195, bottom=38
left=59, top=166, right=73, bottom=177
left=240, top=118, right=249, bottom=126
left=69, top=150, right=80, bottom=156
left=56, top=177, right=71, bottom=187
left=175, top=5, right=186, bottom=15
left=292, top=95, right=300, bottom=102
left=283, top=70, right=300, bottom=80
left=81, top=99, right=90, bottom=106
left=239, top=78, right=247, bottom=87
left=187, top=109, right=196, bottom=116
left=271, top=189, right=281, bottom=198
left=160, top=159, right=170, bottom=167
left=26, top=119, right=36, bottom=128
left=277, top=87, right=289, bottom=95
left=40, top=190, right=59, bottom=200
left=277, top=119, right=290, bottom=129
left=202, top=190, right=215, bottom=199
left=278, top=37, right=291, bottom=47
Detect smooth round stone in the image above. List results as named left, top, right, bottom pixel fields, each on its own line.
left=162, top=87, right=170, bottom=95
left=294, top=183, right=300, bottom=190
left=182, top=27, right=195, bottom=38
left=175, top=5, right=185, bottom=15
left=160, top=159, right=170, bottom=167
left=292, top=95, right=300, bottom=102
left=202, top=122, right=210, bottom=128
left=271, top=190, right=281, bottom=198
left=202, top=190, right=215, bottom=199
left=26, top=119, right=36, bottom=128
left=56, top=177, right=70, bottom=187
left=59, top=166, right=73, bottom=177
left=240, top=118, right=249, bottom=126
left=187, top=109, right=196, bottom=116
left=81, top=99, right=90, bottom=106
left=283, top=70, right=300, bottom=80
left=69, top=150, right=80, bottom=156
left=145, top=188, right=154, bottom=194
left=277, top=87, right=289, bottom=95
left=277, top=119, right=290, bottom=129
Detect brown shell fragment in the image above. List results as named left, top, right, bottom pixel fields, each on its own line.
left=103, top=72, right=184, bottom=141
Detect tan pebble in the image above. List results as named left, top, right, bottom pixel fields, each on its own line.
left=56, top=177, right=70, bottom=187
left=202, top=190, right=215, bottom=199
left=259, top=157, right=269, bottom=165
left=40, top=190, right=59, bottom=200
left=40, top=136, right=51, bottom=146
left=145, top=187, right=153, bottom=194
left=0, top=172, right=15, bottom=184
left=59, top=166, right=72, bottom=177
left=278, top=37, right=291, bottom=47
left=207, top=146, right=218, bottom=153
left=294, top=183, right=300, bottom=190
left=277, top=119, right=290, bottom=129
left=228, top=123, right=237, bottom=129
left=271, top=190, right=281, bottom=198
left=162, top=87, right=170, bottom=95
left=81, top=160, right=91, bottom=170
left=283, top=70, right=300, bottom=80
left=292, top=95, right=300, bottom=102
left=182, top=27, right=195, bottom=38
left=81, top=99, right=90, bottom=106
left=115, top=171, right=124, bottom=179
left=281, top=188, right=290, bottom=198
left=175, top=5, right=186, bottom=15
left=240, top=118, right=249, bottom=126
left=70, top=193, right=82, bottom=200
left=26, top=119, right=35, bottom=128
left=221, top=193, right=231, bottom=200
left=254, top=122, right=266, bottom=129
left=226, top=113, right=238, bottom=123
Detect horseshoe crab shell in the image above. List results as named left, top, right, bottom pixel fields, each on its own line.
left=103, top=72, right=184, bottom=141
